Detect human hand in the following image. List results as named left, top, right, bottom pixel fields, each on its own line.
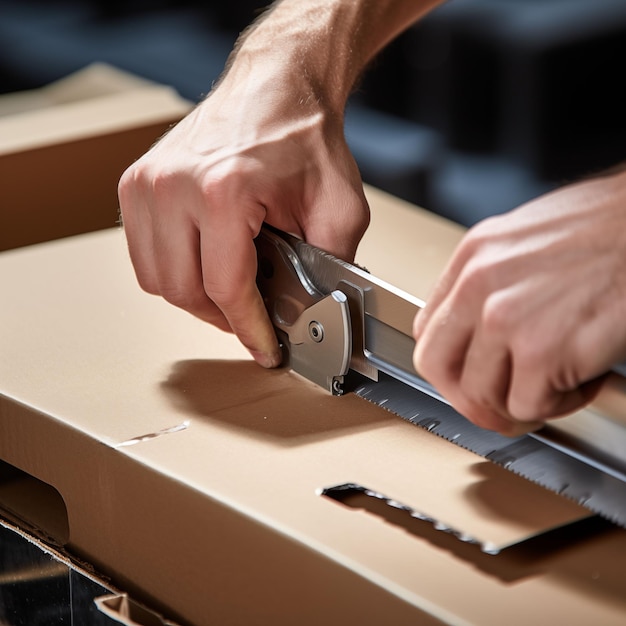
left=413, top=170, right=626, bottom=435
left=118, top=0, right=449, bottom=368
left=118, top=46, right=369, bottom=368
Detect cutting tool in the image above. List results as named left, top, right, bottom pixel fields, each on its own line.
left=255, top=224, right=626, bottom=528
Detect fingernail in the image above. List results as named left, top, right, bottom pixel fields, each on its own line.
left=252, top=350, right=283, bottom=369
left=503, top=420, right=544, bottom=438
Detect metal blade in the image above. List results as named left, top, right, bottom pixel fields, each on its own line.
left=292, top=236, right=423, bottom=337
left=354, top=373, right=626, bottom=528
left=256, top=225, right=626, bottom=527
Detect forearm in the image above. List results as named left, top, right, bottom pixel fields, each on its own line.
left=119, top=0, right=445, bottom=368
left=218, top=0, right=444, bottom=117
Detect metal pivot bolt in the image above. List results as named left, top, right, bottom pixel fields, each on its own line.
left=308, top=321, right=324, bottom=343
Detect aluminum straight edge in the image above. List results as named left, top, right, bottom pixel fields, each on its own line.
left=260, top=227, right=626, bottom=525
left=294, top=232, right=626, bottom=423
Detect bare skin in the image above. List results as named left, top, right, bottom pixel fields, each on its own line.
left=118, top=0, right=441, bottom=367
left=413, top=169, right=626, bottom=435
left=119, top=0, right=626, bottom=434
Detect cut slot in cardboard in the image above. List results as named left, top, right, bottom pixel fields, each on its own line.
left=2, top=185, right=625, bottom=626
left=1, top=66, right=625, bottom=625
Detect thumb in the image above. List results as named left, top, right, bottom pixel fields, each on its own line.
left=304, top=187, right=370, bottom=262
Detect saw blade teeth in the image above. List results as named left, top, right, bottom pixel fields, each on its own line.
left=353, top=373, right=626, bottom=529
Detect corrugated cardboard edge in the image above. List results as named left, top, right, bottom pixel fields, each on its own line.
left=95, top=593, right=182, bottom=626
left=0, top=87, right=191, bottom=154
left=0, top=63, right=193, bottom=252
left=0, top=62, right=192, bottom=154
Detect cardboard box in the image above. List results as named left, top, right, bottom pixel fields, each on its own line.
left=2, top=178, right=626, bottom=624
left=1, top=67, right=625, bottom=625
left=0, top=516, right=178, bottom=625
left=0, top=63, right=192, bottom=252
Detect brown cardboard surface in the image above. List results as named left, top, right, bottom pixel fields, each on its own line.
left=0, top=64, right=192, bottom=252
left=2, top=186, right=625, bottom=625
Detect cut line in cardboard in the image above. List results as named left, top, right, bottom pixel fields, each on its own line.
left=320, top=482, right=615, bottom=586
left=320, top=482, right=497, bottom=553
left=112, top=420, right=191, bottom=449
left=319, top=481, right=598, bottom=555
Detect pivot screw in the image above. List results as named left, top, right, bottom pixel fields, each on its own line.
left=308, top=321, right=324, bottom=343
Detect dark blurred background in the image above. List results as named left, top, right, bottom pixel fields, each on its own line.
left=1, top=0, right=625, bottom=226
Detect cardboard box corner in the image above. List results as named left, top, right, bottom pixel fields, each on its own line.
left=0, top=63, right=193, bottom=252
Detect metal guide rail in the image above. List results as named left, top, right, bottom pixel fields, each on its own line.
left=255, top=225, right=626, bottom=528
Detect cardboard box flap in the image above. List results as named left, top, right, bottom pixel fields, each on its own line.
left=0, top=87, right=189, bottom=155
left=0, top=208, right=587, bottom=550
left=4, top=187, right=624, bottom=626
left=0, top=63, right=163, bottom=119
left=0, top=63, right=192, bottom=253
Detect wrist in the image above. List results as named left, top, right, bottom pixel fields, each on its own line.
left=220, top=0, right=442, bottom=119
left=223, top=3, right=360, bottom=119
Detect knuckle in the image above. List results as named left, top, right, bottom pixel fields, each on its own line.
left=202, top=276, right=242, bottom=312
left=454, top=215, right=503, bottom=270
left=413, top=347, right=463, bottom=395
left=119, top=160, right=183, bottom=210
left=208, top=289, right=238, bottom=312
left=198, top=173, right=223, bottom=204
left=457, top=260, right=492, bottom=296
left=508, top=378, right=564, bottom=422
left=510, top=397, right=554, bottom=423
left=198, top=158, right=249, bottom=202
left=136, top=275, right=159, bottom=296
left=412, top=337, right=438, bottom=380
left=150, top=167, right=180, bottom=197
left=117, top=167, right=133, bottom=200
left=457, top=221, right=491, bottom=257
left=412, top=342, right=430, bottom=379
left=513, top=339, right=550, bottom=375
left=160, top=284, right=203, bottom=311
left=331, top=206, right=370, bottom=248
left=118, top=163, right=145, bottom=206
left=481, top=294, right=515, bottom=336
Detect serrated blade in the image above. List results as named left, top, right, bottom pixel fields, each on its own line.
left=355, top=373, right=626, bottom=528
left=256, top=225, right=626, bottom=528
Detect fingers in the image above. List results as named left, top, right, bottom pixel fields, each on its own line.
left=413, top=308, right=547, bottom=435
left=118, top=169, right=158, bottom=294
left=413, top=299, right=471, bottom=388
left=412, top=228, right=477, bottom=343
left=413, top=293, right=540, bottom=436
left=199, top=214, right=281, bottom=368
left=119, top=166, right=281, bottom=367
left=118, top=147, right=369, bottom=371
left=455, top=329, right=518, bottom=435
left=120, top=168, right=232, bottom=333
left=416, top=299, right=600, bottom=434
left=507, top=355, right=606, bottom=423
left=303, top=174, right=371, bottom=263
left=412, top=276, right=597, bottom=436
left=412, top=241, right=552, bottom=435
